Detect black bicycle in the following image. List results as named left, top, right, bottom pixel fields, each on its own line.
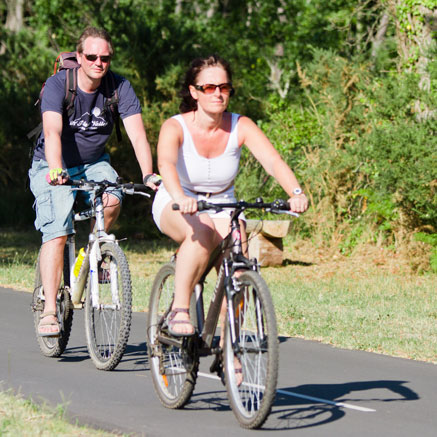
left=32, top=178, right=151, bottom=370
left=146, top=198, right=298, bottom=428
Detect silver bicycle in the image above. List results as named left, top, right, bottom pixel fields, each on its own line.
left=32, top=178, right=150, bottom=370
left=147, top=198, right=298, bottom=428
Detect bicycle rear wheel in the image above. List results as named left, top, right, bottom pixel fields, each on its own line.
left=147, top=262, right=198, bottom=409
left=224, top=270, right=279, bottom=429
left=32, top=246, right=73, bottom=357
left=84, top=241, right=132, bottom=371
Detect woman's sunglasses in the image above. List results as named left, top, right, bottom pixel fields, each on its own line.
left=194, top=83, right=234, bottom=96
left=83, top=54, right=112, bottom=63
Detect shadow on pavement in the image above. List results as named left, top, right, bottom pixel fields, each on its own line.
left=266, top=379, right=418, bottom=431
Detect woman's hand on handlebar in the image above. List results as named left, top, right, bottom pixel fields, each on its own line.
left=287, top=193, right=308, bottom=214
left=173, top=194, right=198, bottom=215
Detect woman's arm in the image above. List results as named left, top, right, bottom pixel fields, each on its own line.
left=157, top=118, right=198, bottom=213
left=238, top=116, right=308, bottom=213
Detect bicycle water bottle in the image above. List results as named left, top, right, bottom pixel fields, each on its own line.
left=71, top=247, right=89, bottom=304
left=73, top=247, right=86, bottom=278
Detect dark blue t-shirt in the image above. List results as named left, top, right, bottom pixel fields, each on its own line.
left=33, top=68, right=141, bottom=168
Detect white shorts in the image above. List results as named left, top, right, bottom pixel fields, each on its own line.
left=152, top=184, right=244, bottom=232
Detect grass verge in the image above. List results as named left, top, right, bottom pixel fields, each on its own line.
left=0, top=389, right=122, bottom=436
left=1, top=227, right=436, bottom=363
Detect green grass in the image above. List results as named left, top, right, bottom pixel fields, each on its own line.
left=0, top=389, right=122, bottom=436
left=1, top=227, right=436, bottom=363
left=272, top=273, right=437, bottom=362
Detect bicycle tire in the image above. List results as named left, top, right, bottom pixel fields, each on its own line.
left=147, top=262, right=199, bottom=409
left=84, top=241, right=132, bottom=371
left=223, top=270, right=279, bottom=429
left=32, top=246, right=73, bottom=357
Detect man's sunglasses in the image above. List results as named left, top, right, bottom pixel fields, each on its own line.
left=194, top=83, right=234, bottom=96
left=83, top=54, right=112, bottom=63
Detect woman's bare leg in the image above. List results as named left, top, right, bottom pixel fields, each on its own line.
left=159, top=205, right=226, bottom=335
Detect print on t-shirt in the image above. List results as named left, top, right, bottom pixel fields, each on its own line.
left=70, top=107, right=108, bottom=131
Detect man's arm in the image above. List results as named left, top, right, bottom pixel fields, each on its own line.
left=122, top=113, right=154, bottom=178
left=43, top=111, right=69, bottom=184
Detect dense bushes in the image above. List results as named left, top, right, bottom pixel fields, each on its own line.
left=237, top=49, right=436, bottom=260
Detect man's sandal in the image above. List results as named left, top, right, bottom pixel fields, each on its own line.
left=234, top=357, right=243, bottom=387
left=38, top=311, right=60, bottom=337
left=166, top=308, right=195, bottom=337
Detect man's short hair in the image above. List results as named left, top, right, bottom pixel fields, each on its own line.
left=76, top=27, right=114, bottom=56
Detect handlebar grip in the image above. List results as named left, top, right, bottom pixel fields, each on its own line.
left=172, top=203, right=180, bottom=211
left=64, top=179, right=85, bottom=187
left=124, top=183, right=150, bottom=192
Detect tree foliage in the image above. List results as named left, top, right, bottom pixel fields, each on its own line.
left=0, top=0, right=435, bottom=259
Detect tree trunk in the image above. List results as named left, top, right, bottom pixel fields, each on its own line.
left=371, top=12, right=390, bottom=59
left=385, top=0, right=436, bottom=120
left=5, top=0, right=25, bottom=32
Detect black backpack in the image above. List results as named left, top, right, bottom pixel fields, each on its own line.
left=27, top=51, right=122, bottom=146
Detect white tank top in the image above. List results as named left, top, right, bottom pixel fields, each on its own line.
left=174, top=113, right=241, bottom=193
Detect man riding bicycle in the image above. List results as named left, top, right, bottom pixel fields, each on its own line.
left=28, top=27, right=158, bottom=337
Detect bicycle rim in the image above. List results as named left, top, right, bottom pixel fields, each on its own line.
left=147, top=263, right=198, bottom=409
left=32, top=248, right=73, bottom=357
left=85, top=242, right=132, bottom=370
left=224, top=270, right=278, bottom=429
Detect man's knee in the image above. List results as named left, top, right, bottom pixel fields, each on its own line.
left=42, top=235, right=68, bottom=249
left=103, top=193, right=122, bottom=210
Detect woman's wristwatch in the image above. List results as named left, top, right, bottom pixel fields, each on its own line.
left=293, top=188, right=304, bottom=196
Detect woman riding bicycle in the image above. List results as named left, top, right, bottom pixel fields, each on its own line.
left=152, top=54, right=308, bottom=337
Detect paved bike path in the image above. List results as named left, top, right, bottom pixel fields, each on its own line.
left=1, top=287, right=436, bottom=436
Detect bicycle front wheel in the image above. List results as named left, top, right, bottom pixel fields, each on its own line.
left=224, top=270, right=279, bottom=429
left=32, top=246, right=73, bottom=357
left=147, top=262, right=198, bottom=409
left=84, top=241, right=132, bottom=371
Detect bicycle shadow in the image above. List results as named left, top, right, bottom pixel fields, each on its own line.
left=58, top=346, right=89, bottom=362
left=265, top=379, right=418, bottom=431
left=115, top=342, right=150, bottom=370
left=182, top=379, right=418, bottom=431
left=57, top=342, right=150, bottom=367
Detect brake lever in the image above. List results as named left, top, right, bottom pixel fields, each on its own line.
left=270, top=208, right=300, bottom=217
left=134, top=191, right=151, bottom=198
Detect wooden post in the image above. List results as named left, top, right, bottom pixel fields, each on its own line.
left=245, top=220, right=290, bottom=267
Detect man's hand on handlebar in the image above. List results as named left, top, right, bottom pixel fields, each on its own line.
left=46, top=168, right=69, bottom=186
left=143, top=173, right=162, bottom=192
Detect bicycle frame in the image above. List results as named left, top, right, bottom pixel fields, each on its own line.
left=68, top=186, right=117, bottom=307
left=188, top=208, right=259, bottom=354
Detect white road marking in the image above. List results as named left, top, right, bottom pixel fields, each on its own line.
left=197, top=373, right=376, bottom=412
left=277, top=389, right=376, bottom=412
left=198, top=371, right=221, bottom=380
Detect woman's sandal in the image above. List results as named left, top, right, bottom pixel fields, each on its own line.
left=38, top=311, right=60, bottom=337
left=166, top=308, right=195, bottom=337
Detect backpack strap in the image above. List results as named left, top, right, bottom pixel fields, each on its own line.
left=64, top=67, right=78, bottom=117
left=27, top=68, right=78, bottom=144
left=103, top=70, right=122, bottom=142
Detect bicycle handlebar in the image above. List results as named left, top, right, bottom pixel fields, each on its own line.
left=172, top=198, right=299, bottom=217
left=65, top=178, right=151, bottom=197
